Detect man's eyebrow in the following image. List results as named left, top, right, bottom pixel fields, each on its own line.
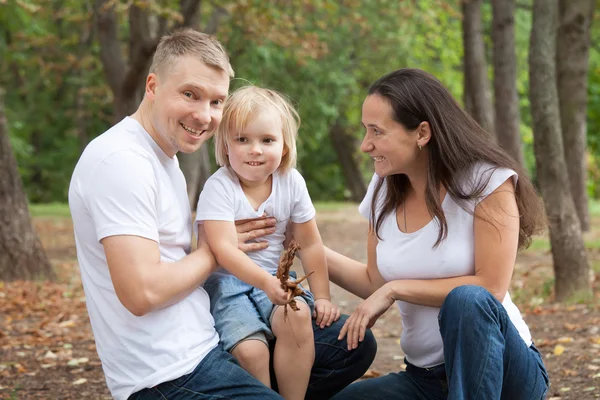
left=181, top=82, right=227, bottom=99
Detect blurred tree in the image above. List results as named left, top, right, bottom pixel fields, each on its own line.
left=491, top=0, right=525, bottom=168
left=462, top=0, right=495, bottom=137
left=0, top=87, right=54, bottom=281
left=529, top=0, right=590, bottom=301
left=556, top=0, right=596, bottom=232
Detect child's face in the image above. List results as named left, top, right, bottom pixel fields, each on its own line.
left=228, top=109, right=287, bottom=184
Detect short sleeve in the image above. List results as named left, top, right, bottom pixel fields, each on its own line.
left=358, top=174, right=384, bottom=220
left=195, top=172, right=236, bottom=223
left=289, top=169, right=316, bottom=223
left=85, top=151, right=159, bottom=242
left=469, top=163, right=518, bottom=207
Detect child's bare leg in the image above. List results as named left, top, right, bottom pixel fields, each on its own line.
left=231, top=338, right=271, bottom=387
left=271, top=302, right=315, bottom=400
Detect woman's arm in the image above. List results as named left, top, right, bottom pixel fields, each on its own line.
left=326, top=227, right=387, bottom=300
left=203, top=220, right=289, bottom=305
left=383, top=178, right=519, bottom=307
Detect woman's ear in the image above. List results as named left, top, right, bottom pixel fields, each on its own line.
left=416, top=121, right=431, bottom=148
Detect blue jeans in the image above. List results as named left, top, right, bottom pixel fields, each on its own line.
left=130, top=314, right=377, bottom=399
left=332, top=285, right=550, bottom=400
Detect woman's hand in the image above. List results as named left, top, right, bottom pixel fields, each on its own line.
left=338, top=284, right=395, bottom=350
left=313, top=298, right=341, bottom=329
left=235, top=215, right=277, bottom=252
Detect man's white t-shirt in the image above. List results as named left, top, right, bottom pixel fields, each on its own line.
left=195, top=166, right=315, bottom=274
left=359, top=163, right=532, bottom=368
left=68, top=117, right=218, bottom=400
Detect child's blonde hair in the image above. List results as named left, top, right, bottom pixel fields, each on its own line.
left=215, top=85, right=299, bottom=172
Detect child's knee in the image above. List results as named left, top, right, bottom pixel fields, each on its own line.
left=231, top=338, right=270, bottom=366
left=274, top=303, right=314, bottom=339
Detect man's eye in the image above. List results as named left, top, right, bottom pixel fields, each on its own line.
left=183, top=91, right=194, bottom=98
left=212, top=99, right=224, bottom=106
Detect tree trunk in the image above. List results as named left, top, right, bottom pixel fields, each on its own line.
left=0, top=88, right=54, bottom=281
left=329, top=120, right=367, bottom=202
left=179, top=147, right=213, bottom=210
left=462, top=0, right=495, bottom=137
left=528, top=0, right=589, bottom=301
left=491, top=0, right=525, bottom=168
left=557, top=0, right=595, bottom=232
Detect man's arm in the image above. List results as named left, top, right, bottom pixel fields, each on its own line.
left=102, top=235, right=216, bottom=316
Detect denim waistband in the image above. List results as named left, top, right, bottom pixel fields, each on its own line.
left=405, top=358, right=447, bottom=382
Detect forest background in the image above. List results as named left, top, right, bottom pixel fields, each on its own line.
left=1, top=0, right=600, bottom=398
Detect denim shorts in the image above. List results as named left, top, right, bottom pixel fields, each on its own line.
left=203, top=271, right=315, bottom=352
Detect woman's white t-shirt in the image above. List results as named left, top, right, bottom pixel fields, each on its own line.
left=358, top=163, right=532, bottom=368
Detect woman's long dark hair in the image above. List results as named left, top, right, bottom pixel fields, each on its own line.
left=369, top=68, right=544, bottom=249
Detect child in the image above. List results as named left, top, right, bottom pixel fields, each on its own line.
left=195, top=85, right=339, bottom=400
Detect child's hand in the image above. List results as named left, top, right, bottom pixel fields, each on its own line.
left=262, top=275, right=290, bottom=306
left=313, top=299, right=341, bottom=329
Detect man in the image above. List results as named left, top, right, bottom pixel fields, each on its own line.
left=69, top=28, right=375, bottom=400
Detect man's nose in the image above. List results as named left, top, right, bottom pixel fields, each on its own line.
left=192, top=103, right=211, bottom=125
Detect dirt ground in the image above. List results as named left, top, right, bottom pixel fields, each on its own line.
left=1, top=205, right=599, bottom=399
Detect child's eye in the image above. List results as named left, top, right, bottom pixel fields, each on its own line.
left=263, top=138, right=274, bottom=143
left=235, top=137, right=247, bottom=143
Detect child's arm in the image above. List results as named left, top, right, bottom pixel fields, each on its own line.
left=203, top=220, right=289, bottom=305
left=291, top=218, right=340, bottom=328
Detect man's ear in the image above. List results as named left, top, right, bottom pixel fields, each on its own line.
left=416, top=121, right=431, bottom=148
left=145, top=73, right=158, bottom=100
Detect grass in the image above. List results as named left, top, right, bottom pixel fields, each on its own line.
left=29, top=202, right=71, bottom=218
left=29, top=201, right=358, bottom=218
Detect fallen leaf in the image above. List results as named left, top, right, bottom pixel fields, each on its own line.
left=557, top=337, right=574, bottom=343
left=554, top=345, right=566, bottom=356
left=72, top=378, right=87, bottom=385
left=44, top=350, right=58, bottom=359
left=562, top=369, right=578, bottom=376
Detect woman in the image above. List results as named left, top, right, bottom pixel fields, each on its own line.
left=327, top=69, right=550, bottom=399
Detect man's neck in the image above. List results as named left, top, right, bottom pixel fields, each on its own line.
left=131, top=101, right=175, bottom=158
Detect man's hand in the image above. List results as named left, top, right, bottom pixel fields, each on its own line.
left=235, top=215, right=277, bottom=252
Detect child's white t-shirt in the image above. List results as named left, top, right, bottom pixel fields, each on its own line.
left=195, top=167, right=316, bottom=274
left=359, top=162, right=532, bottom=368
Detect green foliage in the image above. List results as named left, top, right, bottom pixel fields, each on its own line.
left=1, top=0, right=599, bottom=203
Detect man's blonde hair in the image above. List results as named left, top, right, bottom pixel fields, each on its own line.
left=215, top=86, right=299, bottom=172
left=149, top=28, right=234, bottom=78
